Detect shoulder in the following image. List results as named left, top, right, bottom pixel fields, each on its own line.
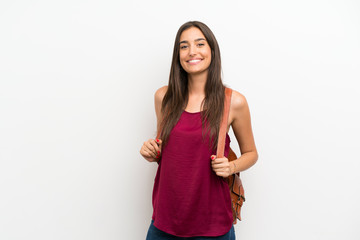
left=154, top=86, right=168, bottom=116
left=230, top=89, right=248, bottom=112
left=228, top=89, right=250, bottom=125
left=154, top=85, right=168, bottom=104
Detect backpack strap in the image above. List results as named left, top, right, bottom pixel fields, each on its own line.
left=216, top=87, right=232, bottom=158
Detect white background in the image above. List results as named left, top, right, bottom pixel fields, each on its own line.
left=1, top=0, right=359, bottom=239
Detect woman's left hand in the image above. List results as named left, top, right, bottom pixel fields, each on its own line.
left=210, top=155, right=232, bottom=178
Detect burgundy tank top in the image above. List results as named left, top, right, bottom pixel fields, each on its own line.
left=151, top=110, right=233, bottom=237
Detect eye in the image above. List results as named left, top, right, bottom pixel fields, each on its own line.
left=180, top=45, right=188, bottom=49
left=198, top=43, right=205, bottom=47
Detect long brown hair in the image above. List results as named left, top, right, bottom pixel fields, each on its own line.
left=159, top=21, right=225, bottom=150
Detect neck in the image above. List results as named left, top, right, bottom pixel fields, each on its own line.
left=187, top=70, right=208, bottom=96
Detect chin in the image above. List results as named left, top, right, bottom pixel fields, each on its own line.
left=187, top=68, right=208, bottom=75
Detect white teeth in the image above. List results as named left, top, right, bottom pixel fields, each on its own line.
left=188, top=59, right=201, bottom=63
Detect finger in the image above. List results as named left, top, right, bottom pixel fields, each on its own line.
left=211, top=160, right=225, bottom=169
left=212, top=165, right=227, bottom=171
left=140, top=147, right=147, bottom=156
left=212, top=162, right=230, bottom=170
left=211, top=159, right=227, bottom=166
left=214, top=170, right=224, bottom=177
left=145, top=141, right=157, bottom=156
left=141, top=148, right=154, bottom=160
left=215, top=171, right=228, bottom=177
left=144, top=149, right=155, bottom=158
left=143, top=147, right=157, bottom=159
left=211, top=164, right=222, bottom=169
left=155, top=139, right=163, bottom=158
left=213, top=157, right=228, bottom=164
left=210, top=155, right=216, bottom=161
left=149, top=140, right=160, bottom=155
left=151, top=141, right=161, bottom=159
left=156, top=139, right=163, bottom=150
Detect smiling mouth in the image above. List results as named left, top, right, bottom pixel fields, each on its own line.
left=187, top=59, right=202, bottom=64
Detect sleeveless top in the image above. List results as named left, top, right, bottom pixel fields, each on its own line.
left=151, top=110, right=233, bottom=237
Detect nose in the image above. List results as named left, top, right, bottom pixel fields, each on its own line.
left=189, top=44, right=197, bottom=56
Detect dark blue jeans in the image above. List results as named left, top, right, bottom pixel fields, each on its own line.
left=146, top=220, right=235, bottom=240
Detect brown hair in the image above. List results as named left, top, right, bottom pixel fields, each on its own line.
left=159, top=21, right=225, bottom=150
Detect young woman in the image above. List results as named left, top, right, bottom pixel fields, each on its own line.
left=140, top=21, right=258, bottom=240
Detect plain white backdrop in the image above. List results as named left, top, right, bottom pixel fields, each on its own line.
left=0, top=0, right=359, bottom=239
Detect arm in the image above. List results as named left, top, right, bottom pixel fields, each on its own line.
left=228, top=90, right=258, bottom=174
left=154, top=86, right=168, bottom=135
left=211, top=90, right=258, bottom=177
left=139, top=86, right=167, bottom=163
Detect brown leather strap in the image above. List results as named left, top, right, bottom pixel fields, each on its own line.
left=156, top=128, right=161, bottom=140
left=216, top=87, right=232, bottom=158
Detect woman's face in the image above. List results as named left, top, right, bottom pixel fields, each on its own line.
left=179, top=27, right=212, bottom=76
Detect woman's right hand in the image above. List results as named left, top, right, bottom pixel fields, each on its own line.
left=140, top=138, right=162, bottom=162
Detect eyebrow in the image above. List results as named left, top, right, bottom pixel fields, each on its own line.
left=179, top=38, right=206, bottom=44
